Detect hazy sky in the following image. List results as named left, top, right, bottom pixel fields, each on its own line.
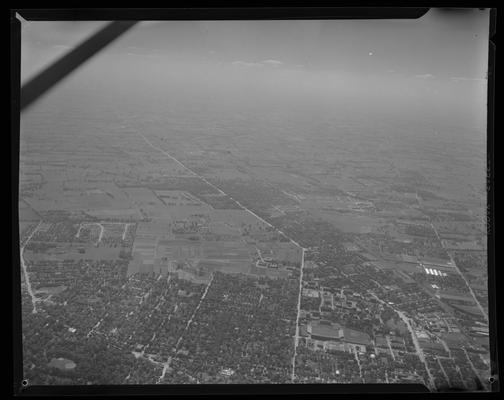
left=19, top=9, right=490, bottom=128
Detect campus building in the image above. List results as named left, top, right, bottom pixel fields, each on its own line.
left=306, top=321, right=372, bottom=353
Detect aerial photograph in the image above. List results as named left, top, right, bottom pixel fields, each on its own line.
left=17, top=9, right=492, bottom=391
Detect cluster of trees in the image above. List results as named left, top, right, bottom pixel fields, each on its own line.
left=170, top=272, right=297, bottom=383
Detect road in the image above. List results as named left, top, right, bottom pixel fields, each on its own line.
left=20, top=221, right=43, bottom=314
left=290, top=247, right=306, bottom=382
left=76, top=222, right=105, bottom=244
left=386, top=335, right=396, bottom=361
left=395, top=309, right=436, bottom=390
left=437, top=357, right=451, bottom=385
left=413, top=192, right=487, bottom=322
left=462, top=347, right=488, bottom=390
left=353, top=347, right=364, bottom=382
left=86, top=313, right=107, bottom=338
left=429, top=221, right=488, bottom=321
left=138, top=132, right=303, bottom=248
left=137, top=132, right=309, bottom=382
left=370, top=292, right=435, bottom=390
left=122, top=223, right=133, bottom=240
left=157, top=274, right=214, bottom=384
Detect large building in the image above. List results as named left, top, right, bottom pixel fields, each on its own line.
left=307, top=321, right=372, bottom=353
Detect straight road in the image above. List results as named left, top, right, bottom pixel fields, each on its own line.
left=429, top=222, right=488, bottom=321
left=20, top=221, right=43, bottom=314
left=291, top=247, right=307, bottom=382
left=137, top=132, right=309, bottom=383
left=370, top=292, right=435, bottom=390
